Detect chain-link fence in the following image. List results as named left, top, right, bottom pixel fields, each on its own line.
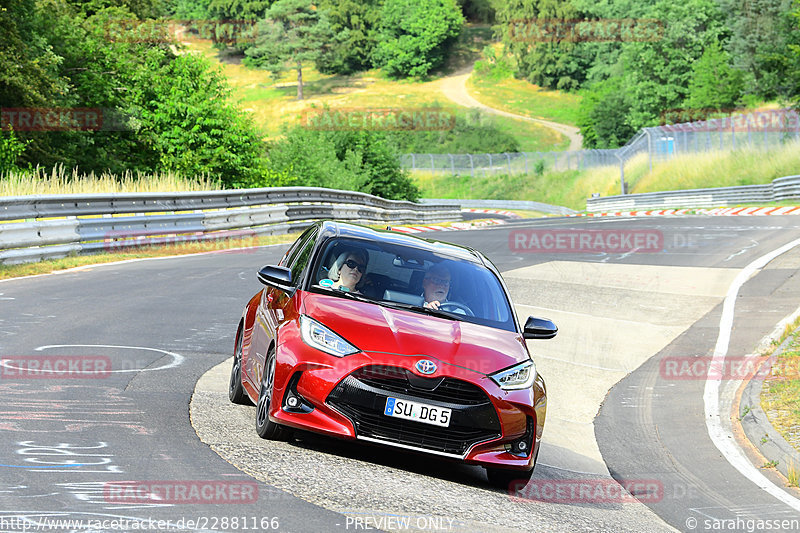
left=400, top=108, right=800, bottom=186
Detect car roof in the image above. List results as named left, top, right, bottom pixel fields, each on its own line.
left=317, top=220, right=486, bottom=266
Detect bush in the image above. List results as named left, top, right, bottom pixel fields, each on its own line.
left=577, top=78, right=636, bottom=149
left=264, top=125, right=420, bottom=201
left=385, top=109, right=520, bottom=154
left=0, top=128, right=30, bottom=174
left=130, top=51, right=267, bottom=187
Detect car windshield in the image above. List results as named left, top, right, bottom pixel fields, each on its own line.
left=308, top=237, right=516, bottom=332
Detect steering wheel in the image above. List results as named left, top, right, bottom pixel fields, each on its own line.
left=439, top=301, right=474, bottom=317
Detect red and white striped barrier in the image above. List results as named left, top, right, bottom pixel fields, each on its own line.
left=390, top=219, right=506, bottom=234
left=570, top=206, right=800, bottom=218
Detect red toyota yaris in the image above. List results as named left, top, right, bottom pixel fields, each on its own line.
left=229, top=221, right=555, bottom=488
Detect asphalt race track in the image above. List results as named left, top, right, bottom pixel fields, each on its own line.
left=2, top=215, right=800, bottom=532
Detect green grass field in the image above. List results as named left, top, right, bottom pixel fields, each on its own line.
left=180, top=29, right=566, bottom=151
left=467, top=71, right=583, bottom=127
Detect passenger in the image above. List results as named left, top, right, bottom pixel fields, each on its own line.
left=422, top=263, right=451, bottom=310
left=328, top=249, right=368, bottom=293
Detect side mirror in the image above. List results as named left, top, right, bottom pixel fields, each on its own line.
left=257, top=265, right=293, bottom=292
left=523, top=316, right=557, bottom=340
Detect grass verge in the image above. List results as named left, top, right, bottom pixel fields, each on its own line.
left=1, top=166, right=222, bottom=196
left=761, top=324, right=800, bottom=458
left=412, top=140, right=800, bottom=211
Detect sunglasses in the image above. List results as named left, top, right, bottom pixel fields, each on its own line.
left=344, top=259, right=366, bottom=273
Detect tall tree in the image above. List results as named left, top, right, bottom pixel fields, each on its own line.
left=314, top=0, right=382, bottom=74
left=684, top=40, right=744, bottom=110
left=724, top=0, right=800, bottom=100
left=373, top=0, right=465, bottom=78
left=494, top=0, right=591, bottom=90
left=206, top=0, right=272, bottom=48
left=619, top=0, right=727, bottom=130
left=243, top=0, right=334, bottom=99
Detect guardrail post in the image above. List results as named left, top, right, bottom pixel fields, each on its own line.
left=505, top=153, right=512, bottom=175
left=468, top=154, right=474, bottom=177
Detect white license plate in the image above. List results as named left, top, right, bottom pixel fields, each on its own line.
left=384, top=397, right=451, bottom=427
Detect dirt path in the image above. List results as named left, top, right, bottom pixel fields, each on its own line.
left=438, top=65, right=583, bottom=151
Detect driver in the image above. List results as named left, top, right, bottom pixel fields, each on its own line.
left=422, top=263, right=452, bottom=310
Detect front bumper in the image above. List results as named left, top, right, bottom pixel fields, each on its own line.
left=269, top=343, right=546, bottom=469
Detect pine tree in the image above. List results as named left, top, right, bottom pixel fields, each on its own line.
left=243, top=0, right=334, bottom=100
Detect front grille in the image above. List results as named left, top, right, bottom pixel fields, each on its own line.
left=327, top=365, right=501, bottom=456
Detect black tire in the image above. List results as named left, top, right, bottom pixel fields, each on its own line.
left=229, top=330, right=251, bottom=405
left=486, top=465, right=534, bottom=491
left=255, top=349, right=292, bottom=441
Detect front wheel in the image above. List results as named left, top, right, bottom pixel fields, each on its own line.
left=255, top=349, right=292, bottom=441
left=228, top=330, right=250, bottom=405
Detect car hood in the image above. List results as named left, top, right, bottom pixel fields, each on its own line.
left=301, top=292, right=530, bottom=376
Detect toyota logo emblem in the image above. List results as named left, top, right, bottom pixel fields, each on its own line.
left=415, top=359, right=437, bottom=375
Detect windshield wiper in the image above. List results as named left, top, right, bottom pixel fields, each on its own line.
left=311, top=285, right=375, bottom=304
left=380, top=300, right=461, bottom=320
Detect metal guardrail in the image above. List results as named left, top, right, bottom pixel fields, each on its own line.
left=586, top=175, right=800, bottom=212
left=419, top=198, right=576, bottom=215
left=0, top=187, right=461, bottom=265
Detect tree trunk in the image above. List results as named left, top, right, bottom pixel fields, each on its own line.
left=296, top=61, right=303, bottom=100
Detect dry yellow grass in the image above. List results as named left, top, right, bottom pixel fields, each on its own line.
left=1, top=166, right=222, bottom=196
left=630, top=140, right=800, bottom=193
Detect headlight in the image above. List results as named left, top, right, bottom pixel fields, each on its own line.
left=299, top=315, right=359, bottom=357
left=490, top=360, right=537, bottom=390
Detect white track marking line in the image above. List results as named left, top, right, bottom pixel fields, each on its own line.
left=14, top=344, right=186, bottom=373
left=704, top=236, right=800, bottom=512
